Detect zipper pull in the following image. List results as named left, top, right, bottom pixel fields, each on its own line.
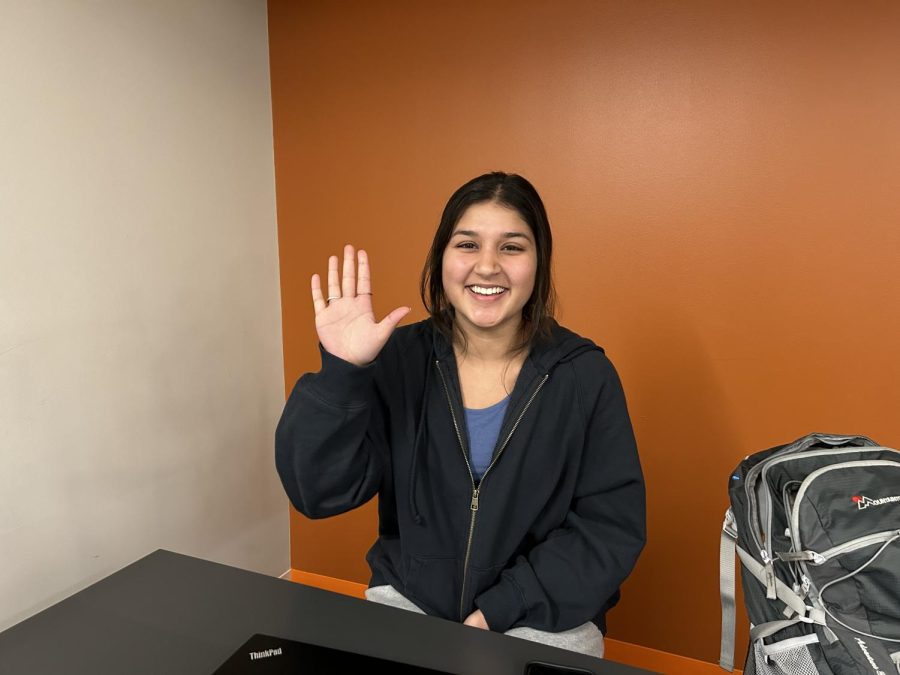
left=764, top=561, right=777, bottom=599
left=760, top=551, right=777, bottom=599
left=470, top=488, right=479, bottom=512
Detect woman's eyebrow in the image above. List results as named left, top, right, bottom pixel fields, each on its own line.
left=451, top=229, right=532, bottom=240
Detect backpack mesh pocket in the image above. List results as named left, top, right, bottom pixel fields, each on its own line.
left=752, top=638, right=820, bottom=675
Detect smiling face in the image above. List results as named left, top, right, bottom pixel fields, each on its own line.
left=441, top=201, right=538, bottom=339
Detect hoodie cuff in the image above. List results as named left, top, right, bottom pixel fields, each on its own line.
left=474, top=574, right=526, bottom=633
left=308, top=343, right=376, bottom=407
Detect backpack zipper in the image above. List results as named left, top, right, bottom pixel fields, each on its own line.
left=761, top=448, right=899, bottom=563
left=814, top=533, right=900, bottom=644
left=810, top=529, right=900, bottom=565
left=752, top=446, right=898, bottom=599
left=742, top=443, right=808, bottom=599
left=790, top=459, right=900, bottom=555
left=744, top=446, right=801, bottom=562
left=743, top=437, right=878, bottom=561
left=435, top=360, right=549, bottom=621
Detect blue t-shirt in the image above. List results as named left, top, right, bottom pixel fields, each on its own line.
left=464, top=396, right=511, bottom=481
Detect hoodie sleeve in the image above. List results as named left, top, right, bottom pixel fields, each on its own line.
left=474, top=353, right=646, bottom=633
left=274, top=343, right=391, bottom=519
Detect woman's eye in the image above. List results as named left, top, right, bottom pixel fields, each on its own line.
left=457, top=242, right=477, bottom=249
left=502, top=245, right=524, bottom=252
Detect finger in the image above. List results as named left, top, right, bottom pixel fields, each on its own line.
left=378, top=306, right=411, bottom=333
left=341, top=244, right=356, bottom=298
left=311, top=274, right=327, bottom=314
left=357, top=249, right=372, bottom=296
left=327, top=255, right=340, bottom=301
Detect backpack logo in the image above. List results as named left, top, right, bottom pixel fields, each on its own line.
left=852, top=494, right=900, bottom=510
left=854, top=638, right=886, bottom=675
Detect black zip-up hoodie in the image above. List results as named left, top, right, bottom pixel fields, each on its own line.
left=275, top=318, right=645, bottom=634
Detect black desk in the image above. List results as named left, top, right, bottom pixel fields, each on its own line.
left=0, top=550, right=656, bottom=674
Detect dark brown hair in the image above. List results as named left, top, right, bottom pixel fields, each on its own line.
left=419, top=172, right=557, bottom=355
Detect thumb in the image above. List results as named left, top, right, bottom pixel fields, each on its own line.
left=378, top=306, right=411, bottom=332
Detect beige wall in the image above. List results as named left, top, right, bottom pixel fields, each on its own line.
left=269, top=0, right=900, bottom=664
left=0, top=0, right=286, bottom=631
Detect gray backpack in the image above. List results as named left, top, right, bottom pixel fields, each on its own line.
left=719, top=433, right=900, bottom=674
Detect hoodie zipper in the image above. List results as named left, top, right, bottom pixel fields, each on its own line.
left=435, top=360, right=549, bottom=621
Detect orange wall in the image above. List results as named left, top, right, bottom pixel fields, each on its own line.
left=268, top=0, right=900, bottom=665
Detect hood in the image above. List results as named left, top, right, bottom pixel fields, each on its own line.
left=528, top=319, right=605, bottom=373
left=431, top=318, right=603, bottom=374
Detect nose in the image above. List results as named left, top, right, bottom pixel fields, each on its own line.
left=474, top=248, right=500, bottom=277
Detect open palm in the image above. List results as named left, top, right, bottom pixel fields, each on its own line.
left=311, top=245, right=410, bottom=367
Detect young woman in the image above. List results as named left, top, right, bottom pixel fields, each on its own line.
left=275, top=172, right=645, bottom=658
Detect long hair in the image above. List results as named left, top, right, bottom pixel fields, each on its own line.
left=419, top=172, right=557, bottom=355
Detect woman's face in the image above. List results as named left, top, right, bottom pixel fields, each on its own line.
left=441, top=201, right=537, bottom=338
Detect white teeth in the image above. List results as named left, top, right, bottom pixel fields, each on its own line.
left=468, top=286, right=506, bottom=296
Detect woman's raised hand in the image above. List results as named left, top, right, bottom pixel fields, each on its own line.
left=311, top=245, right=411, bottom=367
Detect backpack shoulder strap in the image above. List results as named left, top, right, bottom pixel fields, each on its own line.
left=719, top=510, right=738, bottom=671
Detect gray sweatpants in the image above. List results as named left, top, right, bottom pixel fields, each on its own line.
left=365, top=585, right=605, bottom=658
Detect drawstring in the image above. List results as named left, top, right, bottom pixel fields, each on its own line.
left=408, top=356, right=433, bottom=525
